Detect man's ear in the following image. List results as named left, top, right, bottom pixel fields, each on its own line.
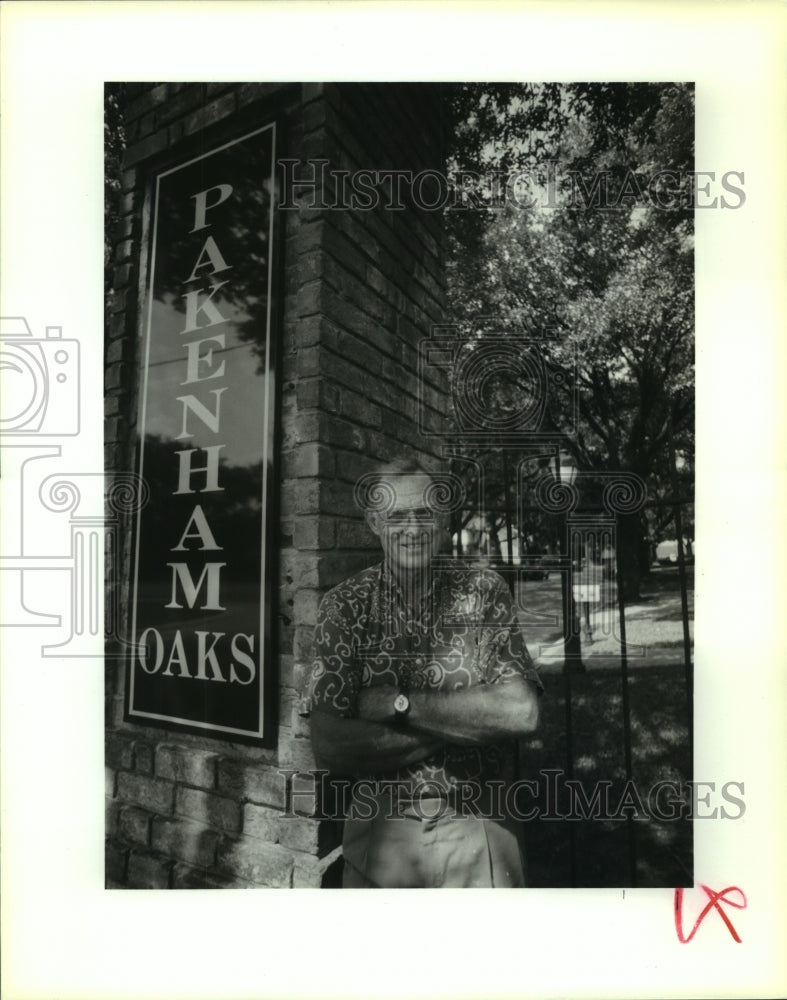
left=365, top=509, right=382, bottom=538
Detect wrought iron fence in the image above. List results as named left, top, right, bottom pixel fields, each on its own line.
left=467, top=484, right=694, bottom=888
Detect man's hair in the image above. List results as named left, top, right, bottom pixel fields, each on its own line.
left=366, top=456, right=441, bottom=485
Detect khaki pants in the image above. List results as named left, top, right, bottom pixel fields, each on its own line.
left=342, top=800, right=526, bottom=889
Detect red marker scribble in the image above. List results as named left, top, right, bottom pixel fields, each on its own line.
left=674, top=884, right=747, bottom=943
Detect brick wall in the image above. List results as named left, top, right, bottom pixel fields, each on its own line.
left=105, top=82, right=446, bottom=888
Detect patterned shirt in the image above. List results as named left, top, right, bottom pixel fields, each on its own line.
left=301, top=560, right=543, bottom=798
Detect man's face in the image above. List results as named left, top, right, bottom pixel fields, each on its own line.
left=366, top=474, right=448, bottom=576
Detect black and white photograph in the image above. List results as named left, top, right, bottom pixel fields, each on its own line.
left=2, top=3, right=786, bottom=999
left=105, top=80, right=698, bottom=891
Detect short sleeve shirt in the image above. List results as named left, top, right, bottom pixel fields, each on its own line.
left=301, top=561, right=543, bottom=798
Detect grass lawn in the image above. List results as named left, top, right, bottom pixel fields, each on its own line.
left=517, top=567, right=693, bottom=888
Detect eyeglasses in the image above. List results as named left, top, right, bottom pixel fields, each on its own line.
left=381, top=507, right=436, bottom=525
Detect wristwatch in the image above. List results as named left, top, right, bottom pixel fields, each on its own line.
left=393, top=691, right=411, bottom=720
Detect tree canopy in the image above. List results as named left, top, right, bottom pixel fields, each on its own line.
left=442, top=83, right=695, bottom=592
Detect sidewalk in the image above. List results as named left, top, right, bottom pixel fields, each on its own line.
left=515, top=566, right=694, bottom=674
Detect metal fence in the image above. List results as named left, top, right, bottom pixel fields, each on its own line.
left=467, top=488, right=694, bottom=887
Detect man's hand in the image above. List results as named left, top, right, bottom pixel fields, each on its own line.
left=309, top=710, right=443, bottom=777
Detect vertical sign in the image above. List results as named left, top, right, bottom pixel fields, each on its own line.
left=127, top=122, right=278, bottom=744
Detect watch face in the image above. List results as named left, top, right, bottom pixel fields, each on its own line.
left=394, top=693, right=410, bottom=715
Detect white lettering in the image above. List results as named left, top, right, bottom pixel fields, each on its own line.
left=230, top=633, right=256, bottom=684
left=138, top=627, right=164, bottom=674
left=190, top=184, right=233, bottom=233
left=174, top=445, right=225, bottom=495
left=175, top=388, right=227, bottom=439
left=195, top=630, right=226, bottom=681
left=162, top=629, right=192, bottom=677
left=181, top=280, right=229, bottom=334
left=181, top=335, right=226, bottom=386
left=185, top=235, right=233, bottom=283
left=165, top=562, right=227, bottom=610
left=171, top=505, right=222, bottom=551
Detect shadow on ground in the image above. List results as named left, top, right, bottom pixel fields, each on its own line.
left=517, top=568, right=693, bottom=888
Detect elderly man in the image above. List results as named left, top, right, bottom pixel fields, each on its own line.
left=301, top=459, right=542, bottom=888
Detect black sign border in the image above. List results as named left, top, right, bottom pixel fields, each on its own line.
left=124, top=114, right=285, bottom=749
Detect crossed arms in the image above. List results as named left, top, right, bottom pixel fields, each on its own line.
left=310, top=676, right=540, bottom=776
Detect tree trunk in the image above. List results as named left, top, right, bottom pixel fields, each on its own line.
left=486, top=513, right=502, bottom=557
left=617, top=512, right=643, bottom=601
left=638, top=532, right=652, bottom=580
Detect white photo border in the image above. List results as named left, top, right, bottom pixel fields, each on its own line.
left=1, top=2, right=785, bottom=999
